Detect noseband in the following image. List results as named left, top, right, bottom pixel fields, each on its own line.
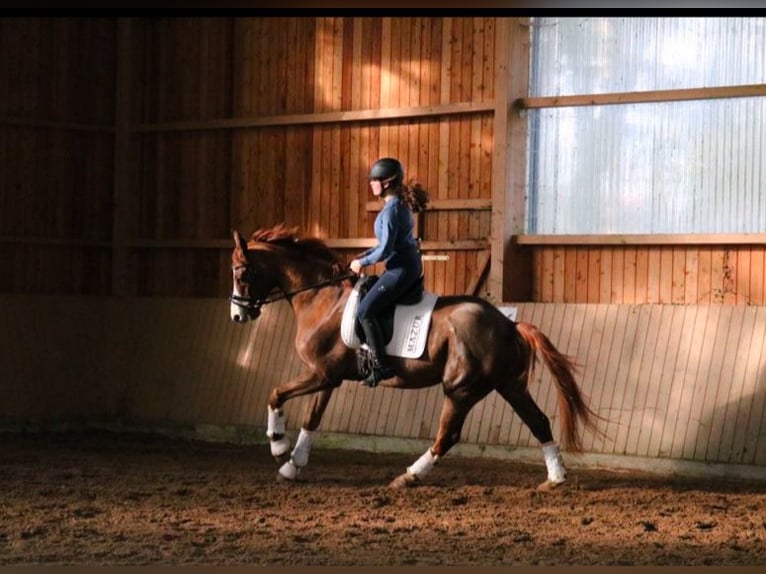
left=230, top=264, right=355, bottom=317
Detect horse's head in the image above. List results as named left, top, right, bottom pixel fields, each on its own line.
left=230, top=224, right=351, bottom=323
left=229, top=230, right=279, bottom=323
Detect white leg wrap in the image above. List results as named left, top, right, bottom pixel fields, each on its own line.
left=279, top=459, right=300, bottom=481
left=406, top=448, right=439, bottom=478
left=270, top=436, right=291, bottom=458
left=266, top=406, right=285, bottom=438
left=542, top=442, right=567, bottom=483
left=291, top=428, right=314, bottom=468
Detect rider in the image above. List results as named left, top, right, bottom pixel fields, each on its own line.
left=350, top=157, right=429, bottom=386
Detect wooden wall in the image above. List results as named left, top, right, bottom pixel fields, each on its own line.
left=0, top=18, right=116, bottom=295
left=0, top=17, right=504, bottom=299
left=3, top=17, right=763, bottom=306
left=2, top=294, right=764, bottom=471
left=129, top=17, right=499, bottom=299
left=1, top=17, right=764, bottom=477
left=530, top=243, right=766, bottom=306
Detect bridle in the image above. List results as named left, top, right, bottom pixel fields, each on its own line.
left=230, top=263, right=355, bottom=318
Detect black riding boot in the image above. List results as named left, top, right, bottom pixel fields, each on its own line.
left=360, top=316, right=395, bottom=387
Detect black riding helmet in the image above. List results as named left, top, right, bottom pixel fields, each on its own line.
left=368, top=157, right=404, bottom=185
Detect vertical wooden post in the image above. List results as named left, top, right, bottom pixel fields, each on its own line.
left=490, top=17, right=531, bottom=303
left=113, top=18, right=137, bottom=296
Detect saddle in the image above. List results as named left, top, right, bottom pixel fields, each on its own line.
left=340, top=274, right=438, bottom=359
left=353, top=274, right=424, bottom=344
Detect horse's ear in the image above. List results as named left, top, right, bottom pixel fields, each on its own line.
left=232, top=230, right=248, bottom=253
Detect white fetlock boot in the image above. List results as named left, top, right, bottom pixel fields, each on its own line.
left=390, top=448, right=440, bottom=488
left=539, top=441, right=567, bottom=491
left=278, top=428, right=314, bottom=482
left=267, top=406, right=291, bottom=459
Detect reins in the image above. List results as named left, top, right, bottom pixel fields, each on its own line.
left=230, top=268, right=356, bottom=313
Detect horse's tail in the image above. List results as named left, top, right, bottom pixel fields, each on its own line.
left=515, top=321, right=601, bottom=453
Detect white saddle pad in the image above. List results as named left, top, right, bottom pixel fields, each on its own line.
left=341, top=284, right=438, bottom=359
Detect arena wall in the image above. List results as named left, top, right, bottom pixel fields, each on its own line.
left=2, top=294, right=763, bottom=479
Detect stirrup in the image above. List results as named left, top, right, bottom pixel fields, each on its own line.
left=361, top=365, right=395, bottom=387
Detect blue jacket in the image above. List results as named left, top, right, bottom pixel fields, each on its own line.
left=358, top=196, right=419, bottom=268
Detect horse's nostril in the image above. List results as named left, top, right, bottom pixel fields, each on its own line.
left=233, top=315, right=242, bottom=323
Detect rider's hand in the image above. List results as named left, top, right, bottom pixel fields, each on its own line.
left=350, top=259, right=363, bottom=275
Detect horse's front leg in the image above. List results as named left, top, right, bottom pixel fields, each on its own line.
left=266, top=371, right=324, bottom=460
left=277, top=388, right=334, bottom=482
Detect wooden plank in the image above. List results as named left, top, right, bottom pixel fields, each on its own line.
left=521, top=83, right=766, bottom=110
left=125, top=99, right=490, bottom=132
left=605, top=247, right=621, bottom=303
left=705, top=306, right=746, bottom=462
left=563, top=249, right=577, bottom=303
left=670, top=247, right=688, bottom=305
left=366, top=198, right=492, bottom=212
left=588, top=304, right=627, bottom=452
left=0, top=117, right=114, bottom=132
left=749, top=247, right=765, bottom=305
left=683, top=248, right=700, bottom=305
left=582, top=304, right=617, bottom=451
left=610, top=306, right=650, bottom=455
left=646, top=248, right=661, bottom=303
left=465, top=249, right=491, bottom=296
left=658, top=248, right=673, bottom=304
left=681, top=306, right=721, bottom=460
left=697, top=247, right=713, bottom=304
left=516, top=233, right=766, bottom=246
left=112, top=18, right=137, bottom=296
left=587, top=248, right=601, bottom=303
left=736, top=249, right=752, bottom=305
left=666, top=306, right=705, bottom=459
left=742, top=307, right=766, bottom=465
left=716, top=306, right=757, bottom=463
left=643, top=305, right=684, bottom=458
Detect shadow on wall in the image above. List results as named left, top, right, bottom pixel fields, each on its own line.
left=698, top=363, right=766, bottom=469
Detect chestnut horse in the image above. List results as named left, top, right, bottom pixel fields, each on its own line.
left=230, top=224, right=600, bottom=489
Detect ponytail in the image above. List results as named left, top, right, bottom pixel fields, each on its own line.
left=399, top=180, right=429, bottom=213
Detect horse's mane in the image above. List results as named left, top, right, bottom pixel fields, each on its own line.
left=250, top=224, right=345, bottom=274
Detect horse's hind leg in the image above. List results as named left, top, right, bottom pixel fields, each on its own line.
left=389, top=392, right=481, bottom=489
left=497, top=386, right=567, bottom=490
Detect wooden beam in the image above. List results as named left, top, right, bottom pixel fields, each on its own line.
left=466, top=249, right=491, bottom=296
left=365, top=198, right=492, bottom=211
left=516, top=233, right=766, bottom=246
left=491, top=18, right=531, bottom=303
left=7, top=232, right=764, bottom=250
left=0, top=117, right=114, bottom=133
left=489, top=17, right=510, bottom=304
left=0, top=236, right=113, bottom=248
left=134, top=101, right=495, bottom=134
left=112, top=18, right=138, bottom=296
left=521, top=83, right=766, bottom=110
left=115, top=238, right=489, bottom=251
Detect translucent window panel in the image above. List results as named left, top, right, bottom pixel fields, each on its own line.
left=526, top=98, right=766, bottom=234
left=531, top=17, right=766, bottom=96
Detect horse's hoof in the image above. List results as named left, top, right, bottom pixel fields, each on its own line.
left=278, top=460, right=301, bottom=482
left=537, top=478, right=566, bottom=492
left=389, top=472, right=419, bottom=489
left=276, top=473, right=299, bottom=484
